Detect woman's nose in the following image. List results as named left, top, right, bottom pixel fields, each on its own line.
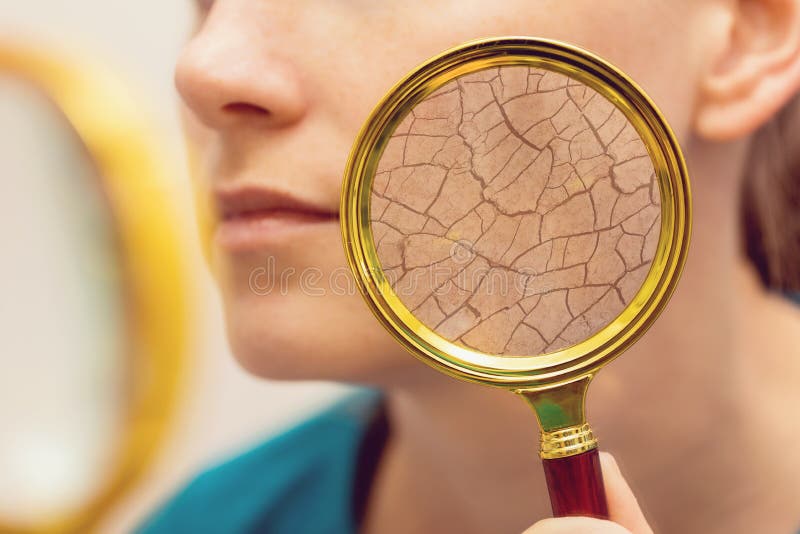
left=174, top=15, right=308, bottom=131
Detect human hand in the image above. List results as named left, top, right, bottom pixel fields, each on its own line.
left=523, top=453, right=653, bottom=534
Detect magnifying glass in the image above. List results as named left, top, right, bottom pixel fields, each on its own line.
left=341, top=37, right=691, bottom=519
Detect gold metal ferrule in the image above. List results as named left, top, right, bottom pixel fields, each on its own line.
left=540, top=423, right=598, bottom=459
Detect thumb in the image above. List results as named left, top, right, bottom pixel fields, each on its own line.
left=600, top=452, right=653, bottom=534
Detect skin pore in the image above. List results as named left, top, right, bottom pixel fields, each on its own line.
left=175, top=1, right=800, bottom=532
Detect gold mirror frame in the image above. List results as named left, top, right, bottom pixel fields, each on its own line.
left=342, top=37, right=691, bottom=390
left=0, top=43, right=191, bottom=533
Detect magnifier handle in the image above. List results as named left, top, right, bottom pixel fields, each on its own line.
left=542, top=448, right=609, bottom=519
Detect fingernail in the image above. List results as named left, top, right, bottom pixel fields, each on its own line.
left=600, top=451, right=621, bottom=476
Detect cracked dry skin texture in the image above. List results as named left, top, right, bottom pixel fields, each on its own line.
left=370, top=66, right=661, bottom=356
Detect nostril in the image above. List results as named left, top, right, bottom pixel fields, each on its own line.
left=222, top=102, right=271, bottom=117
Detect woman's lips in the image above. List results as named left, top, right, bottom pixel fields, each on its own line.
left=213, top=185, right=338, bottom=251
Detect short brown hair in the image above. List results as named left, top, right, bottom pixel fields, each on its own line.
left=741, top=93, right=800, bottom=292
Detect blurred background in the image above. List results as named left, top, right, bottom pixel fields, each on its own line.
left=0, top=2, right=346, bottom=532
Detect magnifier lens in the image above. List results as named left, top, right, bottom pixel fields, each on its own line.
left=371, top=65, right=662, bottom=357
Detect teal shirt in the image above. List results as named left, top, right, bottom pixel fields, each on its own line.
left=137, top=388, right=385, bottom=534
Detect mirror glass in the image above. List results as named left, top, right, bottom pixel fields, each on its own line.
left=0, top=75, right=126, bottom=526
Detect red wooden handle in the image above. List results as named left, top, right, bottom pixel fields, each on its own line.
left=541, top=448, right=609, bottom=518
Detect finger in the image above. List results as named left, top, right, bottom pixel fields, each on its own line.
left=600, top=452, right=653, bottom=534
left=524, top=516, right=632, bottom=533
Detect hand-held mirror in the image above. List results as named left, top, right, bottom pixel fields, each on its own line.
left=0, top=43, right=190, bottom=533
left=342, top=37, right=691, bottom=518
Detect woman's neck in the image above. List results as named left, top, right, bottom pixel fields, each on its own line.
left=363, top=144, right=800, bottom=534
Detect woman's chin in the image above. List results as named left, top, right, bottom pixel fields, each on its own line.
left=220, top=295, right=409, bottom=384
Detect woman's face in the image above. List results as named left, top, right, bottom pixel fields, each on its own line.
left=176, top=0, right=713, bottom=383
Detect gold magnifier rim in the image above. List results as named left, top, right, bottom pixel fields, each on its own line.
left=342, top=36, right=691, bottom=389
left=0, top=43, right=191, bottom=533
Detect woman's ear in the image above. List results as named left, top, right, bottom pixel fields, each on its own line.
left=694, top=0, right=800, bottom=141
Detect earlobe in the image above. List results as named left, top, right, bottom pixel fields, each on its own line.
left=694, top=0, right=800, bottom=141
